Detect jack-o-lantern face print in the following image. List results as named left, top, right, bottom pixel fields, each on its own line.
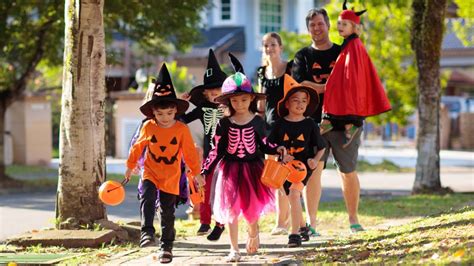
left=283, top=133, right=306, bottom=155
left=311, top=61, right=336, bottom=84
left=286, top=160, right=307, bottom=183
left=148, top=134, right=179, bottom=165
left=154, top=84, right=172, bottom=97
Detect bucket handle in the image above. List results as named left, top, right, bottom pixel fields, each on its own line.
left=107, top=179, right=129, bottom=193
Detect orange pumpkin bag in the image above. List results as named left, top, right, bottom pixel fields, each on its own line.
left=99, top=180, right=127, bottom=206
left=261, top=158, right=291, bottom=189
left=187, top=173, right=204, bottom=206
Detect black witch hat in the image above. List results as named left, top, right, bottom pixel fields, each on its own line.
left=188, top=49, right=227, bottom=106
left=140, top=63, right=189, bottom=117
left=228, top=52, right=245, bottom=74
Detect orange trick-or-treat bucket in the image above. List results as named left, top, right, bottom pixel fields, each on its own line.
left=261, top=159, right=291, bottom=189
left=286, top=160, right=307, bottom=183
left=99, top=180, right=126, bottom=206
left=187, top=173, right=204, bottom=206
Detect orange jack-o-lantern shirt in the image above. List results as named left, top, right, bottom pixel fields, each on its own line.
left=127, top=120, right=201, bottom=195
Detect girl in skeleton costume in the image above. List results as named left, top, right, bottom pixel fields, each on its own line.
left=202, top=71, right=291, bottom=262
left=180, top=49, right=227, bottom=240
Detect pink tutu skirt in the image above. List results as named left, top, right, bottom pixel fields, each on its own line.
left=211, top=159, right=275, bottom=224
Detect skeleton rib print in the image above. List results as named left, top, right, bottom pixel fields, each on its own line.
left=202, top=107, right=224, bottom=135
left=227, top=126, right=257, bottom=158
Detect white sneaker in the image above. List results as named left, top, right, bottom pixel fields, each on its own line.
left=271, top=227, right=288, bottom=235
left=225, top=250, right=241, bottom=262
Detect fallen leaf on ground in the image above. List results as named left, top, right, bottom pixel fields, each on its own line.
left=453, top=249, right=465, bottom=258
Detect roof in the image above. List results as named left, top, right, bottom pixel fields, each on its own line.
left=442, top=19, right=474, bottom=50
left=178, top=26, right=245, bottom=58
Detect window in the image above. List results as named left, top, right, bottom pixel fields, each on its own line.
left=221, top=0, right=231, bottom=20
left=214, top=0, right=235, bottom=25
left=259, top=0, right=282, bottom=35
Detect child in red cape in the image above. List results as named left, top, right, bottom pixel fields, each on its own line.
left=321, top=0, right=391, bottom=148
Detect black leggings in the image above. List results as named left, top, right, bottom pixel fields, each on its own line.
left=140, top=179, right=177, bottom=249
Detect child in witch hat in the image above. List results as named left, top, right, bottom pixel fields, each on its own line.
left=268, top=74, right=326, bottom=247
left=125, top=63, right=205, bottom=263
left=321, top=0, right=391, bottom=148
left=180, top=48, right=227, bottom=240
left=201, top=54, right=292, bottom=262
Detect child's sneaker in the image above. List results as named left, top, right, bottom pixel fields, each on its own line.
left=196, top=224, right=211, bottom=235
left=287, top=234, right=302, bottom=248
left=308, top=225, right=321, bottom=237
left=158, top=247, right=173, bottom=264
left=342, top=125, right=361, bottom=148
left=207, top=224, right=225, bottom=241
left=299, top=226, right=310, bottom=241
left=225, top=250, right=241, bottom=262
left=350, top=223, right=365, bottom=233
left=270, top=227, right=288, bottom=235
left=139, top=232, right=155, bottom=248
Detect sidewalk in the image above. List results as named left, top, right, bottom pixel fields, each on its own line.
left=105, top=233, right=334, bottom=265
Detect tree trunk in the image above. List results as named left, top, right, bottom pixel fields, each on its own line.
left=57, top=0, right=107, bottom=227
left=0, top=99, right=6, bottom=182
left=411, top=0, right=447, bottom=193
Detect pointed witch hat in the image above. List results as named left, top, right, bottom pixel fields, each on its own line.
left=228, top=52, right=245, bottom=74
left=188, top=49, right=227, bottom=106
left=140, top=63, right=189, bottom=117
left=277, top=74, right=319, bottom=117
left=339, top=0, right=366, bottom=25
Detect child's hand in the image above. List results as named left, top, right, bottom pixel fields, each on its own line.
left=181, top=92, right=191, bottom=100
left=125, top=166, right=140, bottom=181
left=276, top=146, right=287, bottom=156
left=281, top=154, right=294, bottom=164
left=307, top=158, right=318, bottom=170
left=194, top=174, right=206, bottom=188
left=124, top=168, right=132, bottom=181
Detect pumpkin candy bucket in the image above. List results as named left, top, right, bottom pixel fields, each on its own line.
left=261, top=159, right=291, bottom=189
left=187, top=173, right=204, bottom=206
left=99, top=179, right=128, bottom=206
left=286, top=160, right=307, bottom=183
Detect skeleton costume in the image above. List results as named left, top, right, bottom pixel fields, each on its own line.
left=181, top=49, right=227, bottom=228
left=181, top=49, right=226, bottom=157
left=202, top=72, right=279, bottom=224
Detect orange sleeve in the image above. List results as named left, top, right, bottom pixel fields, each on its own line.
left=126, top=122, right=149, bottom=169
left=181, top=124, right=201, bottom=176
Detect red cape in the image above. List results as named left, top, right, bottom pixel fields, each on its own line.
left=323, top=37, right=391, bottom=117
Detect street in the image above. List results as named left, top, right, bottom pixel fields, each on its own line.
left=1, top=166, right=472, bottom=242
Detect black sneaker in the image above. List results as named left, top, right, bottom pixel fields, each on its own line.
left=196, top=224, right=211, bottom=235
left=207, top=225, right=225, bottom=241
left=140, top=232, right=156, bottom=248
left=288, top=234, right=302, bottom=248
left=299, top=226, right=310, bottom=242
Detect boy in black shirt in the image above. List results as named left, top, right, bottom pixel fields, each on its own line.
left=268, top=74, right=326, bottom=247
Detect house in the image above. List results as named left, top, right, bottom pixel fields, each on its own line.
left=174, top=0, right=322, bottom=81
